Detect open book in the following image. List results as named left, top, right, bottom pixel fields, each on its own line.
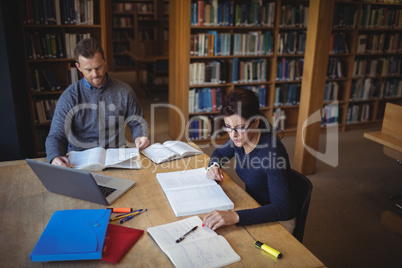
left=68, top=147, right=140, bottom=172
left=141, top=141, right=202, bottom=164
left=147, top=216, right=240, bottom=268
left=156, top=168, right=234, bottom=217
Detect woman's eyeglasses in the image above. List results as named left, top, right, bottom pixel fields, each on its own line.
left=222, top=121, right=255, bottom=134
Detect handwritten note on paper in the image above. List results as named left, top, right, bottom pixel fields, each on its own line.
left=147, top=216, right=241, bottom=268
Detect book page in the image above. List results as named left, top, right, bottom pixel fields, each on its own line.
left=164, top=184, right=234, bottom=217
left=165, top=235, right=241, bottom=268
left=156, top=168, right=216, bottom=191
left=141, top=143, right=179, bottom=164
left=68, top=147, right=106, bottom=171
left=147, top=216, right=216, bottom=252
left=162, top=141, right=202, bottom=157
left=104, top=148, right=140, bottom=169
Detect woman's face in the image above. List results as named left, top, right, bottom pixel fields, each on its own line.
left=223, top=114, right=259, bottom=148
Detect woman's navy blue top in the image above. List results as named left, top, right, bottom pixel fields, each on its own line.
left=209, top=132, right=295, bottom=225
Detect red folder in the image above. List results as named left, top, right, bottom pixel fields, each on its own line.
left=102, top=224, right=144, bottom=264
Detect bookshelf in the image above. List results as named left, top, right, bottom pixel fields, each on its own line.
left=20, top=0, right=107, bottom=156
left=169, top=0, right=401, bottom=146
left=169, top=0, right=310, bottom=143
left=109, top=0, right=169, bottom=72
left=327, top=0, right=402, bottom=132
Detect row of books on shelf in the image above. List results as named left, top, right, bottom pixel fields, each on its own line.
left=356, top=33, right=401, bottom=54
left=233, top=32, right=273, bottom=56
left=188, top=114, right=230, bottom=141
left=188, top=88, right=222, bottom=113
left=23, top=0, right=95, bottom=25
left=34, top=99, right=58, bottom=124
left=113, top=16, right=134, bottom=27
left=381, top=79, right=402, bottom=98
left=360, top=5, right=402, bottom=28
left=113, top=56, right=135, bottom=69
left=67, top=62, right=82, bottom=84
left=332, top=5, right=358, bottom=28
left=330, top=33, right=349, bottom=54
left=350, top=78, right=379, bottom=100
left=327, top=58, right=343, bottom=79
left=274, top=84, right=300, bottom=106
left=232, top=58, right=268, bottom=83
left=353, top=57, right=401, bottom=77
left=277, top=31, right=306, bottom=55
left=189, top=61, right=228, bottom=85
left=321, top=106, right=339, bottom=126
left=272, top=108, right=286, bottom=131
left=191, top=1, right=276, bottom=27
left=25, top=32, right=91, bottom=60
left=190, top=32, right=231, bottom=56
left=34, top=130, right=47, bottom=154
left=276, top=58, right=304, bottom=81
left=29, top=68, right=61, bottom=92
left=112, top=2, right=154, bottom=12
left=351, top=78, right=402, bottom=99
left=346, top=103, right=370, bottom=123
left=113, top=42, right=130, bottom=54
left=324, top=82, right=340, bottom=103
left=279, top=4, right=309, bottom=28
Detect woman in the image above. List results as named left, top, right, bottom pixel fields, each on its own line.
left=203, top=88, right=296, bottom=233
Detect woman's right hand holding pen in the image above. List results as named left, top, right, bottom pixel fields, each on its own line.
left=206, top=165, right=224, bottom=182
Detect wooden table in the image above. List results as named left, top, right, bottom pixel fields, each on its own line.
left=0, top=152, right=324, bottom=267
left=364, top=102, right=402, bottom=236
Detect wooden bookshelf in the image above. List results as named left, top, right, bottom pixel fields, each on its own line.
left=19, top=0, right=107, bottom=156
left=169, top=0, right=401, bottom=149
left=169, top=0, right=310, bottom=143
left=109, top=0, right=169, bottom=72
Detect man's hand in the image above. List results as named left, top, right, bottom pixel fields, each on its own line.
left=50, top=156, right=70, bottom=167
left=135, top=136, right=150, bottom=150
left=202, top=210, right=240, bottom=231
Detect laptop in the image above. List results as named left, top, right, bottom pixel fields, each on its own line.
left=26, top=159, right=136, bottom=205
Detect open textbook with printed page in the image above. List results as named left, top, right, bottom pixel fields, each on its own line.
left=141, top=140, right=203, bottom=164
left=68, top=147, right=140, bottom=172
left=156, top=167, right=234, bottom=217
left=147, top=216, right=240, bottom=268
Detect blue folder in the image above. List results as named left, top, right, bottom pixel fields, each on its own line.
left=31, top=209, right=111, bottom=262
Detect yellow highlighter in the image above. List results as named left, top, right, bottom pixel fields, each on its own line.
left=254, top=240, right=282, bottom=259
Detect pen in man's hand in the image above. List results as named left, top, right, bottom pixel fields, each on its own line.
left=175, top=226, right=198, bottom=243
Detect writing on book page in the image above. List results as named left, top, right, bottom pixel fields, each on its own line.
left=166, top=235, right=240, bottom=268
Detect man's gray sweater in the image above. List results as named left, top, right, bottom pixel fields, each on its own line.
left=45, top=78, right=147, bottom=163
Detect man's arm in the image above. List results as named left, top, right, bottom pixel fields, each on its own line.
left=45, top=92, right=72, bottom=164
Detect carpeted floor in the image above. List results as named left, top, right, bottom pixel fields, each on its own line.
left=116, top=73, right=402, bottom=268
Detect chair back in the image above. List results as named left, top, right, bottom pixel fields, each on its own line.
left=289, top=169, right=313, bottom=243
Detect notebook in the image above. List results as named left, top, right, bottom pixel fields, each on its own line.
left=26, top=159, right=135, bottom=205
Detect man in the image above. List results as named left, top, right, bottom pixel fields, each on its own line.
left=46, top=38, right=150, bottom=167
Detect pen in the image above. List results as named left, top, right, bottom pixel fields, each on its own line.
left=254, top=240, right=282, bottom=258
left=109, top=209, right=145, bottom=222
left=120, top=215, right=134, bottom=224
left=175, top=226, right=198, bottom=243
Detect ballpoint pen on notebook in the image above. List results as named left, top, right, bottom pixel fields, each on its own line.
left=175, top=226, right=198, bottom=243
left=109, top=209, right=147, bottom=222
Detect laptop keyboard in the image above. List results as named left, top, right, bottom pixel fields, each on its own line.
left=98, top=185, right=117, bottom=197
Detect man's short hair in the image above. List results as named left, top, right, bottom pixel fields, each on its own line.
left=74, top=38, right=105, bottom=63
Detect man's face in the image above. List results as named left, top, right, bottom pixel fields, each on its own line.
left=75, top=52, right=107, bottom=89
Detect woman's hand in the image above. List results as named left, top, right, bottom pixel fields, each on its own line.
left=202, top=210, right=239, bottom=231
left=206, top=165, right=224, bottom=182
